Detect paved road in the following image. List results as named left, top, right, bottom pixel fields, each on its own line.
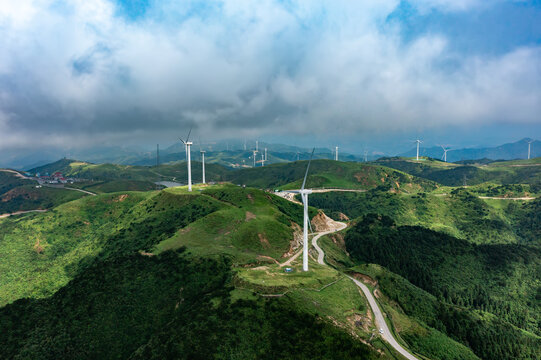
left=0, top=209, right=47, bottom=219
left=348, top=276, right=419, bottom=360
left=311, top=218, right=419, bottom=360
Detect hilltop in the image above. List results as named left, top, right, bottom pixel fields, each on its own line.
left=228, top=159, right=437, bottom=192
left=376, top=156, right=541, bottom=186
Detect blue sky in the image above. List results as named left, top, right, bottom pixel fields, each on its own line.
left=0, top=0, right=539, bottom=154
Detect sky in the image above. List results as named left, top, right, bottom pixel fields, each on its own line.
left=0, top=0, right=540, bottom=155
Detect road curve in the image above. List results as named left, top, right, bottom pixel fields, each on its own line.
left=348, top=276, right=419, bottom=360
left=312, top=220, right=419, bottom=360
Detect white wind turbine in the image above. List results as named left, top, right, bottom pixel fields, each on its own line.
left=335, top=146, right=339, bottom=161
left=179, top=127, right=193, bottom=191
left=527, top=140, right=534, bottom=160
left=252, top=148, right=258, bottom=167
left=440, top=145, right=451, bottom=162
left=199, top=140, right=206, bottom=184
left=415, top=139, right=422, bottom=161
left=289, top=148, right=315, bottom=272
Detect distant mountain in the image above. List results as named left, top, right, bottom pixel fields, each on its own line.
left=399, top=138, right=540, bottom=162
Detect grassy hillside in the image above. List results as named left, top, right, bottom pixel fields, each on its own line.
left=0, top=184, right=393, bottom=359
left=310, top=187, right=538, bottom=244
left=0, top=251, right=379, bottom=360
left=0, top=185, right=310, bottom=306
left=376, top=157, right=541, bottom=187
left=29, top=158, right=231, bottom=183
left=227, top=159, right=437, bottom=192
left=343, top=214, right=540, bottom=359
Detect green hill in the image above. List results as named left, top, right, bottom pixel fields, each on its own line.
left=0, top=184, right=394, bottom=359
left=376, top=157, right=541, bottom=187
left=227, top=159, right=437, bottom=192
left=28, top=158, right=231, bottom=183
left=342, top=214, right=540, bottom=360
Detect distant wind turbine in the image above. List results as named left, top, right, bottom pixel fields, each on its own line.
left=440, top=145, right=451, bottom=162
left=364, top=150, right=368, bottom=162
left=527, top=140, right=534, bottom=160
left=179, top=126, right=193, bottom=191
left=289, top=148, right=315, bottom=272
left=199, top=140, right=206, bottom=184
left=335, top=146, right=339, bottom=161
left=415, top=139, right=422, bottom=161
left=252, top=148, right=258, bottom=167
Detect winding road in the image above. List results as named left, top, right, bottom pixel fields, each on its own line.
left=310, top=223, right=419, bottom=360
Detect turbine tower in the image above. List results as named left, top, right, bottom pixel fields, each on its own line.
left=261, top=153, right=266, bottom=166
left=252, top=149, right=258, bottom=167
left=364, top=150, right=368, bottom=162
left=200, top=140, right=206, bottom=184
left=335, top=146, right=338, bottom=161
left=289, top=148, right=315, bottom=272
left=265, top=147, right=267, bottom=161
left=179, top=127, right=193, bottom=191
left=527, top=140, right=534, bottom=160
left=441, top=145, right=451, bottom=162
left=156, top=144, right=160, bottom=167
left=256, top=140, right=259, bottom=152
left=415, top=139, right=422, bottom=161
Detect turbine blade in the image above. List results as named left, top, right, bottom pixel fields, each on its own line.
left=301, top=148, right=315, bottom=190
left=186, top=126, right=193, bottom=142
left=179, top=137, right=186, bottom=145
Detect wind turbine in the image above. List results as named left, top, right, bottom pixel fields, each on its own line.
left=179, top=127, right=193, bottom=191
left=527, top=140, right=534, bottom=160
left=440, top=145, right=451, bottom=162
left=335, top=146, right=339, bottom=161
left=415, top=139, right=422, bottom=161
left=364, top=150, right=368, bottom=162
left=199, top=140, right=206, bottom=184
left=289, top=148, right=315, bottom=272
left=252, top=148, right=258, bottom=167
left=261, top=153, right=266, bottom=166
left=264, top=147, right=268, bottom=161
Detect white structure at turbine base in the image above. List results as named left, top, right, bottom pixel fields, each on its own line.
left=288, top=148, right=315, bottom=272
left=180, top=128, right=193, bottom=192
left=300, top=189, right=312, bottom=271
left=527, top=140, right=534, bottom=160
left=201, top=150, right=206, bottom=184
left=415, top=139, right=422, bottom=161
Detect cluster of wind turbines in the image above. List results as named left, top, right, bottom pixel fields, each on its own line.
left=414, top=139, right=452, bottom=162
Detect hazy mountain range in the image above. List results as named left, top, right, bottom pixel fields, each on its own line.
left=0, top=138, right=538, bottom=171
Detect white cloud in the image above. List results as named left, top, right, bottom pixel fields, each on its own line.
left=0, top=0, right=539, bottom=149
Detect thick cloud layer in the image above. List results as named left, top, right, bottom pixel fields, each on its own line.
left=0, top=0, right=540, bottom=149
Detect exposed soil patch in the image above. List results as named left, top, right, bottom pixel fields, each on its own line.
left=113, top=194, right=129, bottom=202
left=246, top=193, right=254, bottom=204
left=351, top=272, right=378, bottom=287
left=337, top=212, right=350, bottom=221
left=258, top=233, right=271, bottom=249
left=245, top=211, right=256, bottom=222
left=282, top=222, right=302, bottom=258
left=33, top=238, right=44, bottom=254
left=139, top=251, right=155, bottom=257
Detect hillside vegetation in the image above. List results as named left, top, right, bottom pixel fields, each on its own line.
left=228, top=159, right=437, bottom=192
left=376, top=157, right=541, bottom=187
left=310, top=187, right=539, bottom=244
left=344, top=214, right=540, bottom=360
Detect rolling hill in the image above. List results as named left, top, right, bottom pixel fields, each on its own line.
left=376, top=156, right=541, bottom=187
